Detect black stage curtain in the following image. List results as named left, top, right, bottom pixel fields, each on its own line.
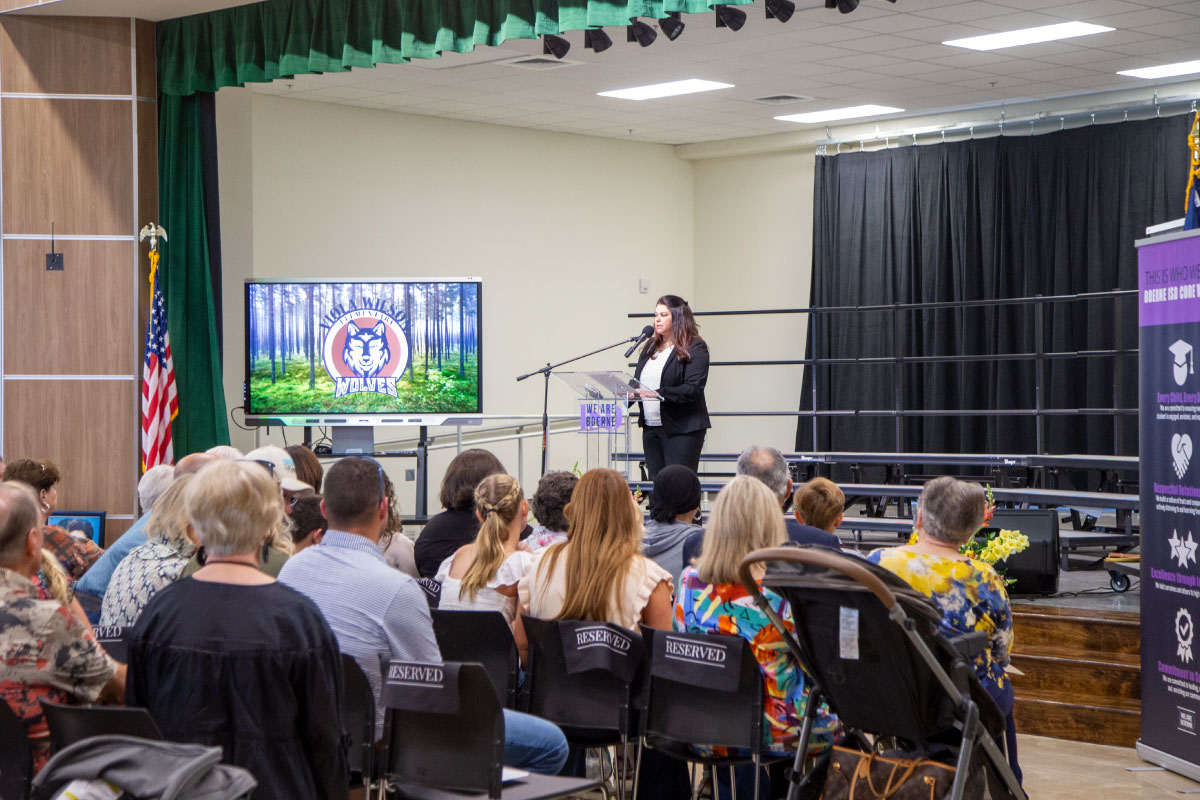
left=796, top=115, right=1190, bottom=466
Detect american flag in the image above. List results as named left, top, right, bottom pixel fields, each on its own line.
left=141, top=261, right=178, bottom=469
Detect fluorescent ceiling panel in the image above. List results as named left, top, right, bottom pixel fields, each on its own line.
left=775, top=104, right=903, bottom=124
left=597, top=79, right=734, bottom=101
left=1118, top=60, right=1200, bottom=80
left=943, top=22, right=1113, bottom=52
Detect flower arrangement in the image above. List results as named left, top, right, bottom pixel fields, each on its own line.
left=908, top=485, right=1030, bottom=568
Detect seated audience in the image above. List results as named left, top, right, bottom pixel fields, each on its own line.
left=179, top=455, right=293, bottom=578
left=517, top=467, right=685, bottom=795
left=285, top=444, right=324, bottom=493
left=676, top=476, right=839, bottom=799
left=642, top=464, right=703, bottom=581
left=279, top=457, right=568, bottom=775
left=792, top=477, right=846, bottom=539
left=76, top=464, right=175, bottom=609
left=246, top=445, right=314, bottom=515
left=99, top=476, right=197, bottom=626
left=519, top=467, right=672, bottom=633
left=4, top=458, right=103, bottom=579
left=205, top=444, right=243, bottom=461
left=867, top=476, right=1020, bottom=782
left=683, top=446, right=840, bottom=564
left=525, top=470, right=577, bottom=551
left=0, top=482, right=124, bottom=773
left=289, top=494, right=327, bottom=553
left=175, top=451, right=218, bottom=477
left=414, top=448, right=505, bottom=577
left=436, top=474, right=534, bottom=623
left=378, top=469, right=419, bottom=577
left=128, top=460, right=348, bottom=800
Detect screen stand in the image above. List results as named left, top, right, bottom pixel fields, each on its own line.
left=331, top=426, right=375, bottom=455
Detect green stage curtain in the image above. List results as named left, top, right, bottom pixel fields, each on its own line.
left=158, top=0, right=746, bottom=96
left=158, top=93, right=231, bottom=453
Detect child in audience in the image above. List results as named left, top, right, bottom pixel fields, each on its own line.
left=676, top=476, right=840, bottom=800
left=289, top=494, right=327, bottom=553
left=436, top=474, right=534, bottom=623
left=526, top=471, right=577, bottom=551
left=792, top=476, right=845, bottom=535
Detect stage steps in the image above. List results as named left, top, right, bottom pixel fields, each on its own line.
left=1010, top=603, right=1141, bottom=747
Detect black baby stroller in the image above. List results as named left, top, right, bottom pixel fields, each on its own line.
left=738, top=546, right=1027, bottom=800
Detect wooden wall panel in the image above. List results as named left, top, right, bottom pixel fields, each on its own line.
left=135, top=19, right=155, bottom=99
left=3, top=379, right=137, bottom=516
left=104, top=517, right=134, bottom=547
left=3, top=239, right=134, bottom=374
left=2, top=97, right=133, bottom=235
left=0, top=17, right=130, bottom=95
left=137, top=100, right=157, bottom=350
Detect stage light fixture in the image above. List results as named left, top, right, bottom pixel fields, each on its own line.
left=543, top=34, right=570, bottom=58
left=627, top=19, right=658, bottom=47
left=660, top=12, right=685, bottom=40
left=585, top=29, right=613, bottom=52
left=766, top=0, right=795, bottom=22
left=825, top=0, right=858, bottom=12
left=715, top=5, right=746, bottom=31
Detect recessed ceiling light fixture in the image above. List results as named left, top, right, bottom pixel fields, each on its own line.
left=1118, top=59, right=1200, bottom=80
left=598, top=79, right=734, bottom=101
left=775, top=104, right=903, bottom=124
left=944, top=21, right=1113, bottom=51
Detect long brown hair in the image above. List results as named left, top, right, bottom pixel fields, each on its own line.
left=642, top=294, right=700, bottom=363
left=461, top=474, right=523, bottom=601
left=537, top=468, right=643, bottom=622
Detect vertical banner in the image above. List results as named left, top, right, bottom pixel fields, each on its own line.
left=1138, top=229, right=1200, bottom=779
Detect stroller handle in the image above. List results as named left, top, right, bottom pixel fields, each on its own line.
left=738, top=547, right=901, bottom=612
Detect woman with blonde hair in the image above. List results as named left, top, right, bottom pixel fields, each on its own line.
left=100, top=475, right=197, bottom=626
left=676, top=476, right=840, bottom=800
left=436, top=473, right=533, bottom=622
left=128, top=460, right=348, bottom=800
left=519, top=467, right=671, bottom=631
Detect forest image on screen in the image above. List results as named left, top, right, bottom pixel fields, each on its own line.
left=247, top=282, right=480, bottom=415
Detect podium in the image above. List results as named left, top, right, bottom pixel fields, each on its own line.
left=554, top=371, right=659, bottom=477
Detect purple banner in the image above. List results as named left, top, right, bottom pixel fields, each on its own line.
left=1140, top=230, right=1200, bottom=766
left=579, top=400, right=623, bottom=433
left=1140, top=233, right=1200, bottom=327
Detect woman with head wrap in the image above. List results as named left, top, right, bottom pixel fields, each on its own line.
left=641, top=464, right=703, bottom=583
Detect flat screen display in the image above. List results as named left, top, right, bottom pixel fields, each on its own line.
left=244, top=279, right=482, bottom=425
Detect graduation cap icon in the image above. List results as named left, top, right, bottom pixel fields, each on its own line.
left=1171, top=339, right=1194, bottom=387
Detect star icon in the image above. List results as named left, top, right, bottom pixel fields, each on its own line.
left=1170, top=529, right=1198, bottom=569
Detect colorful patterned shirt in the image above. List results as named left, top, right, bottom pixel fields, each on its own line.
left=866, top=547, right=1013, bottom=698
left=674, top=566, right=839, bottom=757
left=42, top=524, right=103, bottom=580
left=0, top=568, right=116, bottom=773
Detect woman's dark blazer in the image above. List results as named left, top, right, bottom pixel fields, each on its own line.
left=633, top=339, right=711, bottom=435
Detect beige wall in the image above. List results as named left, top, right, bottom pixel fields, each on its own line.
left=690, top=149, right=816, bottom=458
left=216, top=90, right=704, bottom=512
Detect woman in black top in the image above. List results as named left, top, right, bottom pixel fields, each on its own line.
left=127, top=460, right=348, bottom=800
left=413, top=448, right=505, bottom=577
left=632, top=295, right=711, bottom=479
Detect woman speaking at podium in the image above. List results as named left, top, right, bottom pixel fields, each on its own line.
left=632, top=295, right=710, bottom=479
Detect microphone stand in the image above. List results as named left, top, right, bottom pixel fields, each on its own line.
left=517, top=334, right=643, bottom=477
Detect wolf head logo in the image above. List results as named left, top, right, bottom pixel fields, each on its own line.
left=342, top=321, right=391, bottom=379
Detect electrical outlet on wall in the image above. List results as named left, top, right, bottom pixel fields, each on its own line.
left=638, top=278, right=649, bottom=294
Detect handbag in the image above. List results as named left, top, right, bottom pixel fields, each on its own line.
left=819, top=746, right=958, bottom=800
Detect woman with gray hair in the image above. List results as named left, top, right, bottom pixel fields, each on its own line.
left=867, top=475, right=1020, bottom=782
left=127, top=460, right=348, bottom=800
left=99, top=475, right=197, bottom=626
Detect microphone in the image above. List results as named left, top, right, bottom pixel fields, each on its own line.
left=624, top=325, right=654, bottom=358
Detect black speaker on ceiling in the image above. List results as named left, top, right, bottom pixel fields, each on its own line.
left=981, top=509, right=1059, bottom=596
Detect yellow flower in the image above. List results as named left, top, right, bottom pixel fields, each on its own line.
left=908, top=530, right=919, bottom=545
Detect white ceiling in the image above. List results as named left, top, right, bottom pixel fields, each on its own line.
left=16, top=0, right=1200, bottom=145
